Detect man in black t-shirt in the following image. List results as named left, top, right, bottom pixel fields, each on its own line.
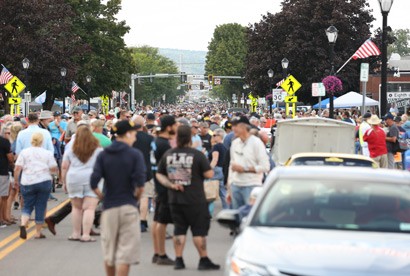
left=132, top=116, right=154, bottom=232
left=199, top=122, right=212, bottom=154
left=151, top=115, right=177, bottom=266
left=156, top=125, right=220, bottom=271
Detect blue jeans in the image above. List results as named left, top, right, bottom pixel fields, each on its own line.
left=20, top=180, right=52, bottom=224
left=231, top=184, right=258, bottom=210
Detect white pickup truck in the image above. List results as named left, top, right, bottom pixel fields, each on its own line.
left=272, top=117, right=357, bottom=166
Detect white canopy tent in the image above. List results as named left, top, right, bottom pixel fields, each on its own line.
left=326, top=91, right=379, bottom=108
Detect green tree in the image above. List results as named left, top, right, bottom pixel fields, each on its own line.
left=388, top=29, right=410, bottom=57
left=130, top=46, right=183, bottom=105
left=0, top=0, right=85, bottom=112
left=246, top=0, right=375, bottom=104
left=67, top=0, right=132, bottom=102
left=205, top=23, right=248, bottom=100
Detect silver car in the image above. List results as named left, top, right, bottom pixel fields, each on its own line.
left=218, top=167, right=410, bottom=276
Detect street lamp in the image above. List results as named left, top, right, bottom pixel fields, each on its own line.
left=378, top=0, right=394, bottom=116
left=86, top=75, right=92, bottom=112
left=242, top=84, right=249, bottom=109
left=22, top=58, right=30, bottom=116
left=326, top=25, right=338, bottom=119
left=267, top=69, right=274, bottom=114
left=60, top=67, right=67, bottom=113
left=281, top=58, right=289, bottom=77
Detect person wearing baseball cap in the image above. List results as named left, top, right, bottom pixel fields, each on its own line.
left=383, top=113, right=400, bottom=169
left=90, top=119, right=146, bottom=274
left=49, top=111, right=67, bottom=142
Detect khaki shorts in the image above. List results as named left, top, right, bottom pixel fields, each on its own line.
left=142, top=179, right=155, bottom=198
left=101, top=205, right=140, bottom=266
left=0, top=175, right=10, bottom=197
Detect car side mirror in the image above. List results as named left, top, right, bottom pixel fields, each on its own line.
left=216, top=210, right=240, bottom=230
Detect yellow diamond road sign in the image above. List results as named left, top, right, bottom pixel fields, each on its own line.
left=5, top=76, right=26, bottom=97
left=285, top=96, right=298, bottom=103
left=281, top=75, right=301, bottom=96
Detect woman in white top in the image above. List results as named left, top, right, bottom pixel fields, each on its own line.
left=14, top=132, right=57, bottom=239
left=62, top=125, right=102, bottom=242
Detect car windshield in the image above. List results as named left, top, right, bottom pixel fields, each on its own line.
left=289, top=157, right=374, bottom=167
left=251, top=179, right=410, bottom=233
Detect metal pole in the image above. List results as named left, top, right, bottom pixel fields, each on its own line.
left=269, top=79, right=273, bottom=114
left=380, top=12, right=388, bottom=117
left=361, top=81, right=367, bottom=115
left=319, top=96, right=322, bottom=116
left=62, top=78, right=65, bottom=113
left=131, top=74, right=136, bottom=111
left=88, top=86, right=91, bottom=113
left=329, top=43, right=335, bottom=119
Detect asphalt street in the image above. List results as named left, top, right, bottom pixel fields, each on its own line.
left=0, top=188, right=233, bottom=276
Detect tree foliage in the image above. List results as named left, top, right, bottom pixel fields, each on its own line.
left=388, top=29, right=410, bottom=57
left=130, top=46, right=183, bottom=105
left=246, top=0, right=375, bottom=104
left=0, top=0, right=84, bottom=112
left=205, top=23, right=248, bottom=100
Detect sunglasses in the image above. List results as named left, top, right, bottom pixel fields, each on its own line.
left=126, top=116, right=131, bottom=119
left=213, top=134, right=220, bottom=137
left=192, top=126, right=199, bottom=129
left=4, top=132, right=10, bottom=135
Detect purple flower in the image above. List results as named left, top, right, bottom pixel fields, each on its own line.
left=322, top=76, right=343, bottom=94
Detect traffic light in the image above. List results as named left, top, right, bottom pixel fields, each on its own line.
left=180, top=72, right=187, bottom=83
left=208, top=74, right=213, bottom=84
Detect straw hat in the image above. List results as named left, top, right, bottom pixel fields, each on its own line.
left=368, top=115, right=382, bottom=125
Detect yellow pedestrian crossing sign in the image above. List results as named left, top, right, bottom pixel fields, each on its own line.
left=5, top=76, right=26, bottom=97
left=101, top=95, right=109, bottom=107
left=281, top=75, right=301, bottom=96
left=8, top=97, right=22, bottom=104
left=285, top=96, right=298, bottom=103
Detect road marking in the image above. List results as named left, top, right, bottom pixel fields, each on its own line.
left=0, top=199, right=70, bottom=261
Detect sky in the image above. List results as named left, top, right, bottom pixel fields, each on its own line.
left=117, top=0, right=410, bottom=51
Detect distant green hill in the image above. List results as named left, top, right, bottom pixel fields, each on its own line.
left=159, top=48, right=207, bottom=75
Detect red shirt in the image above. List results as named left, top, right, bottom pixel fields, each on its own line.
left=363, top=126, right=387, bottom=158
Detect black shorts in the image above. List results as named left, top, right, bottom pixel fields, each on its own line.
left=153, top=195, right=173, bottom=224
left=170, top=203, right=210, bottom=237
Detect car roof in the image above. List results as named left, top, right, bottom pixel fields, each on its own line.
left=289, top=152, right=374, bottom=161
left=266, top=166, right=410, bottom=185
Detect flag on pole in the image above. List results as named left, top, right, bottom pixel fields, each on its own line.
left=71, top=81, right=80, bottom=93
left=35, top=90, right=47, bottom=104
left=0, top=66, right=13, bottom=84
left=276, top=79, right=285, bottom=87
left=352, top=39, right=381, bottom=60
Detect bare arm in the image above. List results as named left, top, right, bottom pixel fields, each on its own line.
left=210, top=151, right=219, bottom=169
left=134, top=187, right=144, bottom=201
left=13, top=165, right=22, bottom=189
left=61, top=160, right=70, bottom=192
left=7, top=153, right=14, bottom=170
left=156, top=173, right=184, bottom=192
left=203, top=169, right=214, bottom=179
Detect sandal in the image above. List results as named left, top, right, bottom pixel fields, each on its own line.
left=20, top=226, right=27, bottom=239
left=68, top=236, right=81, bottom=241
left=35, top=234, right=46, bottom=239
left=80, top=238, right=97, bottom=242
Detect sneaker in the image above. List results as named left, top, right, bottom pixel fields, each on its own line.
left=174, top=257, right=185, bottom=270
left=0, top=222, right=7, bottom=229
left=13, top=202, right=19, bottom=210
left=140, top=222, right=147, bottom=233
left=152, top=254, right=159, bottom=264
left=198, top=257, right=220, bottom=270
left=20, top=226, right=27, bottom=239
left=156, top=255, right=175, bottom=265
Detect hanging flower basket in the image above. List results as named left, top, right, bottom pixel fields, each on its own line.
left=322, top=76, right=343, bottom=95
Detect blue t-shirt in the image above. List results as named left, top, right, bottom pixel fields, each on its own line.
left=49, top=121, right=68, bottom=140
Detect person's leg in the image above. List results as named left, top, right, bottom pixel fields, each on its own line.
left=104, top=264, right=115, bottom=276
left=19, top=185, right=35, bottom=239
left=6, top=185, right=17, bottom=220
left=82, top=196, right=99, bottom=240
left=173, top=235, right=186, bottom=257
left=193, top=236, right=207, bottom=257
left=116, top=264, right=130, bottom=276
left=387, top=152, right=395, bottom=169
left=240, top=186, right=256, bottom=206
left=33, top=181, right=52, bottom=238
left=231, top=184, right=245, bottom=209
left=156, top=223, right=167, bottom=255
left=139, top=197, right=149, bottom=231
left=380, top=154, right=389, bottom=169
left=71, top=198, right=83, bottom=239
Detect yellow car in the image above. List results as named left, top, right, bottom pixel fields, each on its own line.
left=285, top=152, right=378, bottom=168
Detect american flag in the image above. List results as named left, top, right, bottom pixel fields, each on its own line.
left=352, top=39, right=381, bottom=60
left=0, top=66, right=13, bottom=85
left=71, top=81, right=80, bottom=93
left=276, top=79, right=285, bottom=87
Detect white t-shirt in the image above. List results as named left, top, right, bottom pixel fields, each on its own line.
left=16, top=147, right=57, bottom=185
left=63, top=147, right=103, bottom=187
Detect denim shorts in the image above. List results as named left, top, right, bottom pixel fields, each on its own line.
left=67, top=183, right=97, bottom=199
left=20, top=180, right=52, bottom=224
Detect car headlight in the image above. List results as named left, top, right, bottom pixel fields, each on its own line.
left=227, top=256, right=282, bottom=276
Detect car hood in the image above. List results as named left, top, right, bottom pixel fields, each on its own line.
left=233, top=227, right=410, bottom=276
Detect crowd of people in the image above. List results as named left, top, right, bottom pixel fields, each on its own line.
left=0, top=103, right=410, bottom=275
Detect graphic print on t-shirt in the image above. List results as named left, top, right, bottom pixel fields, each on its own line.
left=166, top=152, right=194, bottom=186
